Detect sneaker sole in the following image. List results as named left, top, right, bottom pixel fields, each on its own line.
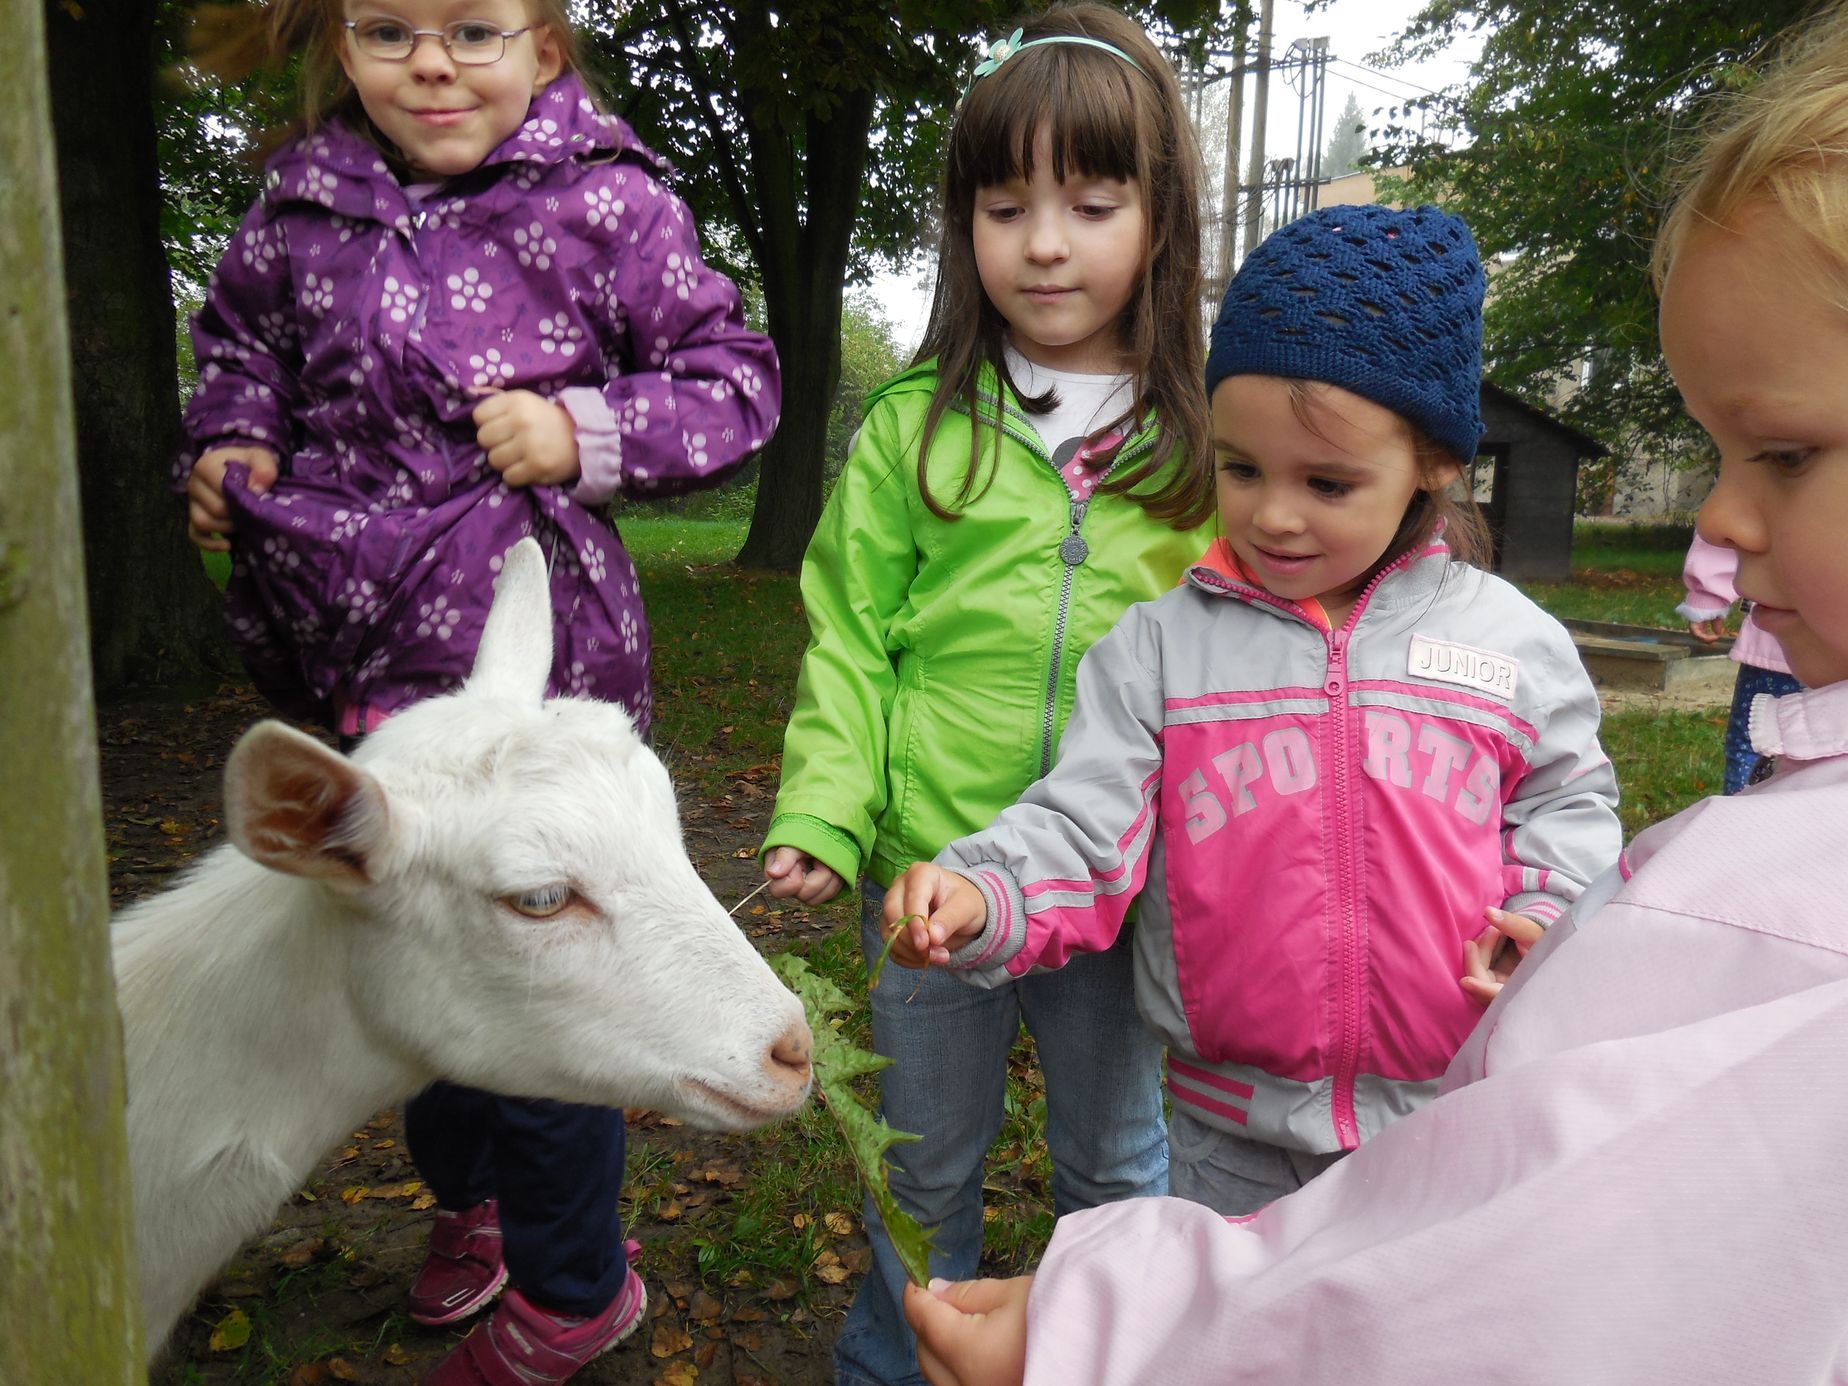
left=408, top=1261, right=511, bottom=1327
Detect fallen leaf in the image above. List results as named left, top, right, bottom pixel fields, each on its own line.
left=687, top=1290, right=722, bottom=1324
left=816, top=1262, right=849, bottom=1284
left=764, top=1278, right=800, bottom=1301
left=411, top=1192, right=437, bottom=1210
left=340, top=1185, right=369, bottom=1205
left=655, top=1363, right=698, bottom=1386
left=649, top=1320, right=693, bottom=1357
left=695, top=1340, right=719, bottom=1368
left=277, top=1237, right=325, bottom=1269
left=382, top=1344, right=414, bottom=1366
left=824, top=1211, right=855, bottom=1236
left=791, top=1212, right=810, bottom=1229
left=208, top=1307, right=251, bottom=1352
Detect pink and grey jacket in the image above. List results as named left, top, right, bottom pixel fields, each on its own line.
left=1018, top=678, right=1848, bottom=1385
left=940, top=540, right=1621, bottom=1154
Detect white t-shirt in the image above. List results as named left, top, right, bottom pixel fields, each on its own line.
left=1005, top=347, right=1135, bottom=462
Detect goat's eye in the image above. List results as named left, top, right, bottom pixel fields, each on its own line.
left=506, top=883, right=574, bottom=918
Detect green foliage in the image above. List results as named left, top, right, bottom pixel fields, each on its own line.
left=768, top=952, right=937, bottom=1287
left=1374, top=1, right=1815, bottom=454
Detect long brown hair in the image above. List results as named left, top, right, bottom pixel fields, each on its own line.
left=912, top=3, right=1212, bottom=526
left=188, top=0, right=587, bottom=142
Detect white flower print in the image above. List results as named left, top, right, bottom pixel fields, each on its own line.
left=303, top=165, right=338, bottom=207
left=300, top=272, right=335, bottom=316
left=647, top=334, right=671, bottom=369
left=537, top=313, right=581, bottom=357
left=732, top=363, right=764, bottom=400
left=520, top=117, right=564, bottom=150
left=260, top=536, right=302, bottom=574
left=467, top=348, right=515, bottom=389
left=619, top=608, right=639, bottom=654
left=562, top=659, right=593, bottom=697
left=700, top=376, right=735, bottom=403
left=659, top=251, right=697, bottom=301
left=380, top=276, right=421, bottom=324
left=426, top=197, right=465, bottom=230
left=416, top=594, right=463, bottom=641
left=338, top=578, right=380, bottom=624
left=330, top=508, right=366, bottom=543
left=240, top=226, right=281, bottom=275
left=616, top=396, right=650, bottom=435
left=683, top=429, right=711, bottom=469
left=584, top=186, right=625, bottom=229
left=447, top=266, right=493, bottom=313
left=513, top=220, right=557, bottom=270
left=255, top=310, right=298, bottom=349
left=580, top=537, right=606, bottom=583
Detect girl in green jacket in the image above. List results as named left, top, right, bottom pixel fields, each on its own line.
left=762, top=8, right=1213, bottom=1382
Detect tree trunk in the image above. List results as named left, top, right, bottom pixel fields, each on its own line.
left=0, top=0, right=143, bottom=1376
left=734, top=85, right=876, bottom=572
left=46, top=0, right=228, bottom=694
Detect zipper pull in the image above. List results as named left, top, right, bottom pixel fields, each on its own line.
left=1060, top=498, right=1090, bottom=567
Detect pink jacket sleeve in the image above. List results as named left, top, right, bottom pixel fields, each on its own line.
left=1676, top=532, right=1738, bottom=622
left=1024, top=898, right=1848, bottom=1383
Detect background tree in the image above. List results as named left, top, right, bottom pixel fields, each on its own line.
left=1322, top=89, right=1366, bottom=178
left=1, top=0, right=141, bottom=1374
left=47, top=0, right=229, bottom=694
left=585, top=0, right=1235, bottom=569
left=1375, top=0, right=1813, bottom=460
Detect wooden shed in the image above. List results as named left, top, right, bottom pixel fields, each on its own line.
left=1469, top=382, right=1606, bottom=581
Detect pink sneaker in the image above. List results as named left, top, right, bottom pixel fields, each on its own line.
left=424, top=1258, right=647, bottom=1385
left=407, top=1200, right=508, bottom=1326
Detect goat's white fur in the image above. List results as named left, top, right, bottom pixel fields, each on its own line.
left=115, top=538, right=812, bottom=1357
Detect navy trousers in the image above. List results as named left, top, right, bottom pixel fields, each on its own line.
left=404, top=1081, right=630, bottom=1317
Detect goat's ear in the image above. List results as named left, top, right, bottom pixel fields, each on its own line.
left=467, top=537, right=553, bottom=707
left=224, top=723, right=389, bottom=888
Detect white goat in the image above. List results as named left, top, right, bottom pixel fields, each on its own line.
left=114, top=537, right=813, bottom=1357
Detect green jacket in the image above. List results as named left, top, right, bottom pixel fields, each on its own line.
left=765, top=361, right=1210, bottom=889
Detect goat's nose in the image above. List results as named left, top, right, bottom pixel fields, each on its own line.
left=770, top=1021, right=813, bottom=1081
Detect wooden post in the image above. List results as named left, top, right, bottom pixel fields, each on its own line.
left=0, top=0, right=143, bottom=1375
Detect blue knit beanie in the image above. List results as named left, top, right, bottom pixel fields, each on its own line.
left=1206, top=204, right=1486, bottom=462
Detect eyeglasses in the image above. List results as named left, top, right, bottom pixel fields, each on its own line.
left=342, top=17, right=534, bottom=65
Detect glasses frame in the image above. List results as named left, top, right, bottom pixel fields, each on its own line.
left=342, top=17, right=534, bottom=66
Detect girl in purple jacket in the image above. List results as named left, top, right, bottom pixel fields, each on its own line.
left=177, top=2, right=778, bottom=1381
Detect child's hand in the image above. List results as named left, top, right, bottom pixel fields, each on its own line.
left=1461, top=906, right=1546, bottom=1005
left=763, top=846, right=845, bottom=904
left=473, top=390, right=581, bottom=488
left=1688, top=616, right=1730, bottom=644
left=187, top=445, right=278, bottom=551
left=882, top=863, right=987, bottom=968
left=903, top=1276, right=1031, bottom=1386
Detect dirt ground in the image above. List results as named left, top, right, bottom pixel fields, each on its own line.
left=102, top=682, right=858, bottom=1386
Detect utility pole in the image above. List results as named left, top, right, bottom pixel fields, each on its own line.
left=1240, top=0, right=1275, bottom=261
left=1217, top=18, right=1247, bottom=294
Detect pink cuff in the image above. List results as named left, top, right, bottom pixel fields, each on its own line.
left=557, top=387, right=624, bottom=507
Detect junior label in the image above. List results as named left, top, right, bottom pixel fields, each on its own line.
left=1407, top=634, right=1519, bottom=699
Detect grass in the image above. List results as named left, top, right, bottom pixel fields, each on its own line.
left=1512, top=519, right=1693, bottom=627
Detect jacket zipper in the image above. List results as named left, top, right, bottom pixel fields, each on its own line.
left=1320, top=550, right=1423, bottom=1149
left=961, top=388, right=1156, bottom=777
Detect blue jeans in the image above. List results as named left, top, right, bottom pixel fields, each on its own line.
left=1724, top=662, right=1803, bottom=794
left=834, top=884, right=1168, bottom=1386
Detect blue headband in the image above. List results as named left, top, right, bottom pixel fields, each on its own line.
left=964, top=27, right=1145, bottom=99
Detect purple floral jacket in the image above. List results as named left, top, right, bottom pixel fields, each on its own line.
left=179, top=75, right=779, bottom=732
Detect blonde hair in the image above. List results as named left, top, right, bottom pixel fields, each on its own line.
left=912, top=2, right=1212, bottom=527
left=190, top=0, right=587, bottom=140
left=1654, top=3, right=1848, bottom=303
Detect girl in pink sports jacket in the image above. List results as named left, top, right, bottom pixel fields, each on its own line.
left=885, top=204, right=1623, bottom=1217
